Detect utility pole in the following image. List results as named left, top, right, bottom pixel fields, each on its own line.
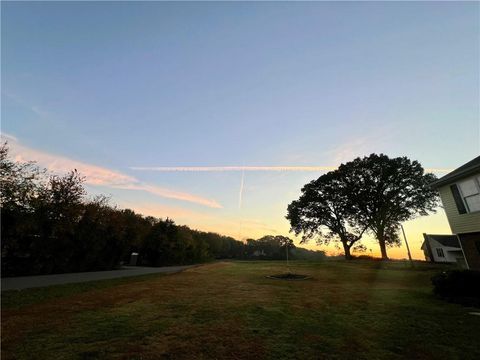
left=401, top=224, right=414, bottom=267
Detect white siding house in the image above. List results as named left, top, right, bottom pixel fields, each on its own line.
left=421, top=234, right=466, bottom=266
left=431, top=155, right=480, bottom=270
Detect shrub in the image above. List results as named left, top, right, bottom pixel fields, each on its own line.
left=431, top=270, right=480, bottom=307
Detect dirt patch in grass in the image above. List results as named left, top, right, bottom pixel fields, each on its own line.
left=266, top=273, right=311, bottom=280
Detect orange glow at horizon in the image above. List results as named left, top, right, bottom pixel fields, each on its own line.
left=133, top=204, right=452, bottom=261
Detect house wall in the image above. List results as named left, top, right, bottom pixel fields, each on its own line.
left=428, top=239, right=460, bottom=263
left=421, top=235, right=433, bottom=262
left=422, top=248, right=431, bottom=262
left=458, top=232, right=480, bottom=270
left=438, top=182, right=480, bottom=234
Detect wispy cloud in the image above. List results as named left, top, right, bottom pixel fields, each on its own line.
left=116, top=183, right=221, bottom=209
left=115, top=200, right=210, bottom=221
left=1, top=133, right=18, bottom=142
left=1, top=133, right=222, bottom=208
left=130, top=165, right=452, bottom=173
left=2, top=91, right=51, bottom=118
left=330, top=137, right=374, bottom=165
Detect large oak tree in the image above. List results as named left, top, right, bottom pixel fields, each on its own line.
left=338, top=154, right=439, bottom=259
left=287, top=170, right=367, bottom=260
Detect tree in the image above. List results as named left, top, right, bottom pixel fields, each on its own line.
left=287, top=170, right=367, bottom=260
left=277, top=235, right=294, bottom=270
left=338, top=154, right=439, bottom=259
left=120, top=208, right=152, bottom=262
left=2, top=143, right=246, bottom=274
left=73, top=196, right=132, bottom=271
left=1, top=143, right=47, bottom=275
left=0, top=142, right=45, bottom=211
left=141, top=218, right=179, bottom=266
left=33, top=170, right=86, bottom=273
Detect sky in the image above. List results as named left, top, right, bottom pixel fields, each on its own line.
left=2, top=1, right=479, bottom=259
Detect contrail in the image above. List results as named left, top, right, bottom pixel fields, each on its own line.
left=238, top=169, right=245, bottom=209
left=130, top=165, right=453, bottom=173
left=130, top=166, right=338, bottom=172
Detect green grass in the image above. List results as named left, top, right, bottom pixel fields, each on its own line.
left=2, top=260, right=479, bottom=360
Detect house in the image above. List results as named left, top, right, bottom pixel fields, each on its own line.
left=421, top=234, right=467, bottom=267
left=431, top=155, right=480, bottom=270
left=252, top=250, right=266, bottom=257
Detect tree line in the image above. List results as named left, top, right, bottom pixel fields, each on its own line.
left=1, top=143, right=324, bottom=277
left=287, top=153, right=439, bottom=260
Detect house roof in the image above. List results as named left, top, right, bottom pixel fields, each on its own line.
left=424, top=234, right=460, bottom=248
left=431, top=155, right=480, bottom=188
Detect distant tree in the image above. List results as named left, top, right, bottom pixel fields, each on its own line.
left=264, top=235, right=295, bottom=259
left=277, top=235, right=295, bottom=269
left=287, top=170, right=367, bottom=260
left=277, top=235, right=295, bottom=250
left=1, top=142, right=46, bottom=275
left=72, top=196, right=132, bottom=271
left=192, top=231, right=243, bottom=259
left=290, top=247, right=326, bottom=261
left=141, top=218, right=178, bottom=266
left=34, top=170, right=86, bottom=273
left=0, top=142, right=45, bottom=211
left=178, top=226, right=211, bottom=264
left=121, top=208, right=152, bottom=261
left=338, top=154, right=439, bottom=259
left=243, top=235, right=294, bottom=260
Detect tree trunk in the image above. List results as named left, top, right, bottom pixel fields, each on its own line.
left=342, top=241, right=352, bottom=260
left=378, top=236, right=389, bottom=260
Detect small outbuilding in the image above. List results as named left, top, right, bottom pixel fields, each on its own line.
left=421, top=233, right=467, bottom=268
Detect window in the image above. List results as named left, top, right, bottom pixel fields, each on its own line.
left=457, top=176, right=480, bottom=213
left=436, top=248, right=445, bottom=258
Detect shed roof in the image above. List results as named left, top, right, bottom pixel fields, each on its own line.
left=424, top=234, right=460, bottom=248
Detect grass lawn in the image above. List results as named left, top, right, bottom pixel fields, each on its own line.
left=2, top=260, right=479, bottom=359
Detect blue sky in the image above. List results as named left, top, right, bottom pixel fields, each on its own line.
left=2, top=2, right=479, bottom=258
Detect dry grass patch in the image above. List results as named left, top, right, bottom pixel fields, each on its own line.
left=2, top=260, right=479, bottom=360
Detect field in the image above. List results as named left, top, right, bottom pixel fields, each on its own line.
left=2, top=260, right=479, bottom=360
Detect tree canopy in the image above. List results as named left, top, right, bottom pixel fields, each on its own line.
left=287, top=170, right=367, bottom=259
left=287, top=153, right=439, bottom=260
left=338, top=154, right=439, bottom=259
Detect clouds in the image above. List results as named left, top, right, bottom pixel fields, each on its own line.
left=115, top=200, right=210, bottom=221
left=1, top=133, right=18, bottom=142
left=329, top=137, right=375, bottom=165
left=116, top=183, right=222, bottom=209
left=3, top=91, right=51, bottom=118
left=1, top=133, right=222, bottom=208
